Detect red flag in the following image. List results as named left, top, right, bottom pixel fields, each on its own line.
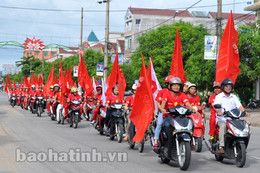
left=12, top=80, right=17, bottom=90
left=44, top=62, right=54, bottom=97
left=78, top=55, right=94, bottom=96
left=31, top=71, right=36, bottom=85
left=38, top=74, right=43, bottom=87
left=4, top=82, right=8, bottom=93
left=59, top=61, right=66, bottom=106
left=6, top=75, right=12, bottom=90
left=67, top=67, right=74, bottom=88
left=215, top=11, right=241, bottom=84
left=54, top=74, right=59, bottom=85
left=23, top=75, right=29, bottom=88
left=170, top=28, right=187, bottom=83
left=130, top=55, right=154, bottom=142
left=106, top=52, right=126, bottom=100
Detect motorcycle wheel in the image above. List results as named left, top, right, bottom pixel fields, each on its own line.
left=37, top=107, right=41, bottom=117
left=161, top=155, right=170, bottom=164
left=178, top=141, right=191, bottom=170
left=236, top=143, right=246, bottom=168
left=11, top=101, right=15, bottom=108
left=138, top=139, right=145, bottom=153
left=117, top=123, right=123, bottom=143
left=195, top=137, right=203, bottom=152
left=73, top=113, right=79, bottom=129
left=61, top=110, right=65, bottom=125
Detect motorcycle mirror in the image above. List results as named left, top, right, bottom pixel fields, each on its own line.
left=214, top=104, right=222, bottom=109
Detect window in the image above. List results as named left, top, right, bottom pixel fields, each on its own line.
left=51, top=52, right=55, bottom=56
left=35, top=51, right=39, bottom=55
left=43, top=52, right=48, bottom=56
left=125, top=36, right=132, bottom=50
left=27, top=53, right=29, bottom=56
left=136, top=19, right=141, bottom=25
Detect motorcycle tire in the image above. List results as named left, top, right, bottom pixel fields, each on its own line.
left=215, top=154, right=224, bottom=161
left=138, top=139, right=145, bottom=153
left=178, top=141, right=191, bottom=170
left=117, top=123, right=123, bottom=143
left=236, top=143, right=246, bottom=168
left=73, top=113, right=79, bottom=129
left=195, top=137, right=203, bottom=152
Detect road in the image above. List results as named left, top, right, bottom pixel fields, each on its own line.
left=0, top=92, right=260, bottom=173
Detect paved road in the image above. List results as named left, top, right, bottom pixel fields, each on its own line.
left=1, top=92, right=260, bottom=173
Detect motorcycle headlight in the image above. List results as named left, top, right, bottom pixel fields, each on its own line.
left=228, top=123, right=249, bottom=137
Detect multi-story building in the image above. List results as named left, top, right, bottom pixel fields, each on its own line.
left=2, top=64, right=22, bottom=76
left=124, top=7, right=256, bottom=59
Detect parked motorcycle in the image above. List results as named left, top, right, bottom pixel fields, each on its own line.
left=109, top=103, right=125, bottom=143
left=155, top=105, right=193, bottom=171
left=68, top=100, right=81, bottom=129
left=246, top=99, right=260, bottom=109
left=10, top=94, right=17, bottom=108
left=205, top=105, right=251, bottom=168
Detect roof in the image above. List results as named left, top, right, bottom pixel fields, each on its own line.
left=92, top=43, right=104, bottom=48
left=128, top=7, right=192, bottom=17
left=87, top=31, right=99, bottom=42
left=58, top=48, right=77, bottom=54
left=209, top=12, right=256, bottom=20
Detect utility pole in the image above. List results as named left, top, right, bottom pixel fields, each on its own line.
left=104, top=0, right=110, bottom=81
left=42, top=52, right=44, bottom=84
left=80, top=7, right=83, bottom=50
left=216, top=0, right=222, bottom=60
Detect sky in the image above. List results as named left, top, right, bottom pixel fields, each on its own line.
left=0, top=0, right=255, bottom=70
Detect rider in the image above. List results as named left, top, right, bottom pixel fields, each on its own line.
left=65, top=87, right=82, bottom=121
left=123, top=83, right=137, bottom=141
left=153, top=75, right=174, bottom=149
left=36, top=86, right=46, bottom=109
left=29, top=85, right=37, bottom=109
left=47, top=85, right=54, bottom=115
left=183, top=81, right=191, bottom=95
left=52, top=84, right=61, bottom=116
left=104, top=84, right=123, bottom=132
left=208, top=81, right=221, bottom=141
left=214, top=79, right=249, bottom=153
left=90, top=85, right=103, bottom=125
left=154, top=77, right=194, bottom=148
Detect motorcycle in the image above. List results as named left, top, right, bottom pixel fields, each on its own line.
left=68, top=100, right=81, bottom=129
left=30, top=97, right=37, bottom=114
left=246, top=99, right=260, bottom=109
left=36, top=96, right=45, bottom=117
left=83, top=99, right=94, bottom=121
left=155, top=105, right=193, bottom=171
left=189, top=106, right=205, bottom=152
left=94, top=106, right=106, bottom=135
left=205, top=105, right=251, bottom=168
left=109, top=103, right=125, bottom=143
left=20, top=96, right=24, bottom=109
left=10, top=94, right=17, bottom=108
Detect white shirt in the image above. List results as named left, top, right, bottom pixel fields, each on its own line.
left=214, top=92, right=242, bottom=123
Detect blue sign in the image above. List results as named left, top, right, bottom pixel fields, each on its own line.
left=111, top=54, right=123, bottom=65
left=97, top=62, right=104, bottom=72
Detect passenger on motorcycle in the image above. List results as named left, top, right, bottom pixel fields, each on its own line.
left=123, top=83, right=137, bottom=141
left=153, top=75, right=174, bottom=149
left=47, top=85, right=54, bottom=114
left=65, top=87, right=83, bottom=121
left=214, top=78, right=249, bottom=153
left=90, top=85, right=103, bottom=125
left=104, top=85, right=123, bottom=132
left=29, top=85, right=37, bottom=107
left=36, top=86, right=46, bottom=108
left=52, top=84, right=61, bottom=116
left=187, top=83, right=205, bottom=116
left=208, top=81, right=221, bottom=140
left=153, top=77, right=194, bottom=149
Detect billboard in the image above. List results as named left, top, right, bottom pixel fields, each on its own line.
left=204, top=35, right=217, bottom=60
left=96, top=62, right=104, bottom=76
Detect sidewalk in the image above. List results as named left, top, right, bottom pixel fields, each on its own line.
left=204, top=108, right=260, bottom=127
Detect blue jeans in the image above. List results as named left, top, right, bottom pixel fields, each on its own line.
left=154, top=112, right=163, bottom=140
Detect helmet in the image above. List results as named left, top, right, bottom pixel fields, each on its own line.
left=184, top=81, right=191, bottom=86
left=164, top=75, right=174, bottom=83
left=169, top=77, right=182, bottom=86
left=31, top=85, right=36, bottom=88
left=132, top=84, right=138, bottom=90
left=112, top=84, right=119, bottom=90
left=50, top=85, right=54, bottom=89
left=221, top=78, right=233, bottom=93
left=38, top=86, right=43, bottom=89
left=54, top=84, right=60, bottom=88
left=213, top=81, right=221, bottom=88
left=188, top=83, right=197, bottom=90
left=71, top=87, right=78, bottom=93
left=96, top=85, right=102, bottom=89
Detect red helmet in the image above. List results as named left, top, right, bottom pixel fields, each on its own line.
left=164, top=75, right=174, bottom=83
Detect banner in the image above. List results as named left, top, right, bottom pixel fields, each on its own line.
left=73, top=66, right=79, bottom=77
left=111, top=54, right=123, bottom=65
left=204, top=35, right=217, bottom=60
left=96, top=62, right=104, bottom=76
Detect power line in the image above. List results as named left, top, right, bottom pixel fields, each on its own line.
left=0, top=1, right=249, bottom=13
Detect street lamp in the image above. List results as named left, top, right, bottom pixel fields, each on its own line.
left=98, top=0, right=110, bottom=81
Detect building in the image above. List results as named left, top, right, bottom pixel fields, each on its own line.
left=124, top=7, right=256, bottom=58
left=2, top=64, right=22, bottom=76
left=47, top=47, right=79, bottom=62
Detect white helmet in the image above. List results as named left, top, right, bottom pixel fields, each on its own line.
left=132, top=84, right=138, bottom=90
left=54, top=84, right=60, bottom=88
left=31, top=85, right=36, bottom=88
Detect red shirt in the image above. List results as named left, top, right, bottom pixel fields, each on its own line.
left=162, top=91, right=189, bottom=117
left=54, top=92, right=61, bottom=101
left=155, top=88, right=168, bottom=104
left=106, top=94, right=122, bottom=105
left=126, top=95, right=135, bottom=108
left=36, top=91, right=44, bottom=97
left=187, top=95, right=201, bottom=106
left=29, top=90, right=37, bottom=97
left=68, top=93, right=81, bottom=101
left=95, top=94, right=102, bottom=104
left=208, top=94, right=217, bottom=115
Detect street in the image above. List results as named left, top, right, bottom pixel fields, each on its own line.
left=1, top=92, right=260, bottom=173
